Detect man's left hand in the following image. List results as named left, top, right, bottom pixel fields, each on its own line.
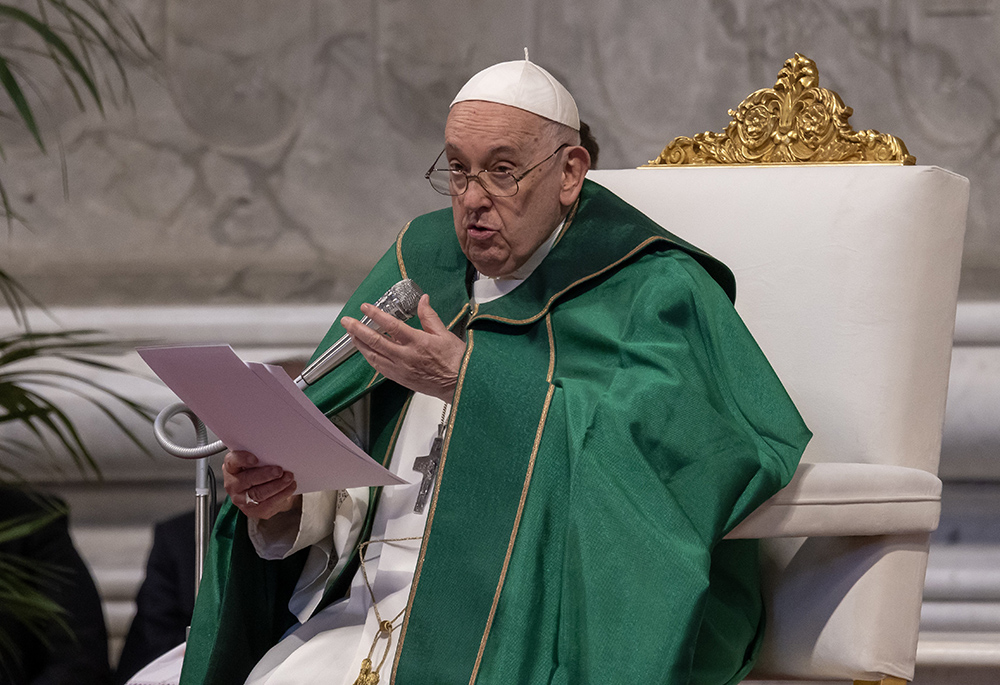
left=341, top=294, right=466, bottom=403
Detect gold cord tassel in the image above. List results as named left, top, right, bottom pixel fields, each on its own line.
left=353, top=657, right=380, bottom=685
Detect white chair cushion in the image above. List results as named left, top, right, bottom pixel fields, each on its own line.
left=726, top=462, right=942, bottom=539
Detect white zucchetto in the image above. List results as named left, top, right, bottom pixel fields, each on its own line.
left=450, top=48, right=580, bottom=131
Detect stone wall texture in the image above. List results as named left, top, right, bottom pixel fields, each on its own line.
left=2, top=0, right=1000, bottom=306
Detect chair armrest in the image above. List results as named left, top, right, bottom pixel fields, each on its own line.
left=726, top=462, right=942, bottom=539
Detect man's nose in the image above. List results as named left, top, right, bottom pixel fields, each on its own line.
left=461, top=175, right=494, bottom=210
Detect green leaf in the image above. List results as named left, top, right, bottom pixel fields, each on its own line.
left=0, top=4, right=103, bottom=113
left=0, top=1, right=152, bottom=228
left=0, top=54, right=44, bottom=151
left=0, top=495, right=74, bottom=669
left=0, top=177, right=21, bottom=234
left=0, top=328, right=157, bottom=478
left=0, top=507, right=62, bottom=546
left=0, top=514, right=72, bottom=670
left=48, top=0, right=130, bottom=105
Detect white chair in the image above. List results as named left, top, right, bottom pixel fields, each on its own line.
left=589, top=54, right=969, bottom=685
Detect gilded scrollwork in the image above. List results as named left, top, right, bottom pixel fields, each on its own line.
left=647, top=53, right=915, bottom=166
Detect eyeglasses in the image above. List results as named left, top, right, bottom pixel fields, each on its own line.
left=425, top=143, right=569, bottom=197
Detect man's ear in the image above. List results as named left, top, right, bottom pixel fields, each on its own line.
left=559, top=146, right=591, bottom=207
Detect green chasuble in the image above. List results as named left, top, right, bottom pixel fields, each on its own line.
left=181, top=179, right=811, bottom=685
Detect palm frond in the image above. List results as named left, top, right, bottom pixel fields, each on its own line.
left=0, top=0, right=153, bottom=226
left=8, top=374, right=153, bottom=465
left=0, top=495, right=63, bottom=543
left=0, top=383, right=101, bottom=476
left=0, top=1, right=156, bottom=666
left=0, top=268, right=44, bottom=331
left=0, top=52, right=44, bottom=150
left=48, top=0, right=132, bottom=104
left=0, top=5, right=102, bottom=109
left=0, top=501, right=72, bottom=673
left=0, top=435, right=47, bottom=477
left=0, top=329, right=156, bottom=478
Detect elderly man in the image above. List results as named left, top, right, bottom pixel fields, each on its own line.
left=181, top=57, right=810, bottom=685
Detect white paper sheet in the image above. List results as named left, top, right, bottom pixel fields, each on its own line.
left=138, top=344, right=406, bottom=492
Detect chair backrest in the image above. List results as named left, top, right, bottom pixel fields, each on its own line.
left=588, top=165, right=968, bottom=475
left=589, top=54, right=970, bottom=683
left=587, top=165, right=968, bottom=682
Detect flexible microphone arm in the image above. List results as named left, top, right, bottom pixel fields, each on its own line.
left=152, top=279, right=424, bottom=459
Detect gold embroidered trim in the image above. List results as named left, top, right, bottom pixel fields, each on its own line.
left=447, top=302, right=471, bottom=331
left=545, top=313, right=556, bottom=384
left=469, top=382, right=554, bottom=685
left=646, top=53, right=915, bottom=166
left=472, top=235, right=664, bottom=326
left=395, top=220, right=412, bottom=279
left=551, top=196, right=579, bottom=249
left=390, top=329, right=475, bottom=683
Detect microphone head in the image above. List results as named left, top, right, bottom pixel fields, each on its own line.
left=376, top=279, right=424, bottom=320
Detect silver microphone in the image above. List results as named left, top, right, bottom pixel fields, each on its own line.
left=294, top=278, right=424, bottom=389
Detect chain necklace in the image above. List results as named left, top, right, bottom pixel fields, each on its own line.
left=352, top=536, right=423, bottom=685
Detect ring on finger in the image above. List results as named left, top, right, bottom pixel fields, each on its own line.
left=245, top=491, right=259, bottom=506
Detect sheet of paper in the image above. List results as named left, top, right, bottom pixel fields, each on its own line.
left=138, top=344, right=406, bottom=493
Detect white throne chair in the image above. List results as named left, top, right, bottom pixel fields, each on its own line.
left=589, top=54, right=969, bottom=684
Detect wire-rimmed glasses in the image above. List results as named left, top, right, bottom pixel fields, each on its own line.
left=425, top=143, right=569, bottom=197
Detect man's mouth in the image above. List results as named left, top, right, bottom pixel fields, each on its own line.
left=466, top=223, right=497, bottom=239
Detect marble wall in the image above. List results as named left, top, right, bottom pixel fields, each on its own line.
left=2, top=0, right=999, bottom=307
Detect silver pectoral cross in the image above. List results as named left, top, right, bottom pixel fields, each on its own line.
left=412, top=424, right=445, bottom=514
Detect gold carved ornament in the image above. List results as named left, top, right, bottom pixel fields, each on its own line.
left=646, top=53, right=915, bottom=166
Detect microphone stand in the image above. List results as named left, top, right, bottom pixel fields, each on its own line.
left=153, top=404, right=223, bottom=599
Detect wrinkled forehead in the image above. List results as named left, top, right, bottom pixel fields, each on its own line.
left=444, top=101, right=551, bottom=155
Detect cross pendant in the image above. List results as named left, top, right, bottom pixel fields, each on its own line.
left=412, top=425, right=444, bottom=514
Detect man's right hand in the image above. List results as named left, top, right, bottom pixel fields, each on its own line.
left=222, top=450, right=300, bottom=519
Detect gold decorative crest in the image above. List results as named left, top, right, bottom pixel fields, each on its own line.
left=646, top=53, right=915, bottom=166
